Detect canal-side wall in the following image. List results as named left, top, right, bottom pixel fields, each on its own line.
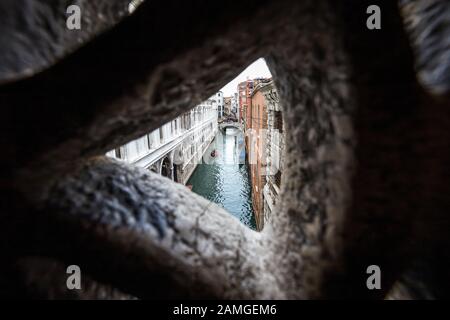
left=241, top=80, right=284, bottom=231
left=106, top=100, right=219, bottom=185
left=243, top=82, right=270, bottom=231
left=180, top=124, right=218, bottom=185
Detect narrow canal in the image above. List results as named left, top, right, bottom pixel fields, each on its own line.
left=187, top=127, right=256, bottom=230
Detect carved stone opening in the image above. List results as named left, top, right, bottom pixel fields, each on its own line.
left=1, top=0, right=449, bottom=299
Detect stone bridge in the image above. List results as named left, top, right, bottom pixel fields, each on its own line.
left=219, top=121, right=242, bottom=132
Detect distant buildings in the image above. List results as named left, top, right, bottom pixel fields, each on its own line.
left=232, top=93, right=239, bottom=118
left=238, top=78, right=272, bottom=127
left=224, top=96, right=232, bottom=117
left=214, top=91, right=224, bottom=119
left=238, top=80, right=252, bottom=128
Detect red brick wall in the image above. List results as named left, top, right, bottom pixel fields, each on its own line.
left=249, top=88, right=268, bottom=230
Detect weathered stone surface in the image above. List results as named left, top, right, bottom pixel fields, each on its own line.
left=37, top=158, right=277, bottom=298
left=12, top=256, right=136, bottom=299
left=1, top=0, right=449, bottom=299
left=1, top=0, right=274, bottom=202
left=399, top=0, right=450, bottom=96
left=0, top=0, right=131, bottom=84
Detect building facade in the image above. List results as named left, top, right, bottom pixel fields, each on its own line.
left=261, top=81, right=284, bottom=229
left=215, top=91, right=224, bottom=119
left=248, top=81, right=270, bottom=230
left=243, top=79, right=284, bottom=230
left=232, top=92, right=239, bottom=119
left=238, top=80, right=252, bottom=127
left=239, top=78, right=271, bottom=128
left=223, top=96, right=232, bottom=117
left=107, top=97, right=219, bottom=185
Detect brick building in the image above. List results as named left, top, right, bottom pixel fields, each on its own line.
left=237, top=80, right=252, bottom=127
left=223, top=96, right=232, bottom=117
left=241, top=78, right=285, bottom=230
left=248, top=81, right=270, bottom=229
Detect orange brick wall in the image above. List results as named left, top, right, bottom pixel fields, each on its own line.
left=249, top=88, right=268, bottom=230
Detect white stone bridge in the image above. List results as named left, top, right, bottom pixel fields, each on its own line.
left=219, top=121, right=243, bottom=132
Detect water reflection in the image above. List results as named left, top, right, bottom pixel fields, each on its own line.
left=187, top=128, right=256, bottom=230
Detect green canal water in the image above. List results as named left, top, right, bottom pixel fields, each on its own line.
left=187, top=128, right=256, bottom=230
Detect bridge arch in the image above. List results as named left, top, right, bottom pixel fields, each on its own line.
left=160, top=156, right=173, bottom=180
left=219, top=122, right=243, bottom=133
left=148, top=161, right=160, bottom=173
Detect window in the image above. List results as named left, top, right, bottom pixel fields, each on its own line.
left=274, top=111, right=283, bottom=133
left=274, top=171, right=282, bottom=188
left=147, top=134, right=153, bottom=149
left=115, top=148, right=122, bottom=159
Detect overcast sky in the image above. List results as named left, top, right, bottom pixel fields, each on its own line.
left=220, top=58, right=272, bottom=97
